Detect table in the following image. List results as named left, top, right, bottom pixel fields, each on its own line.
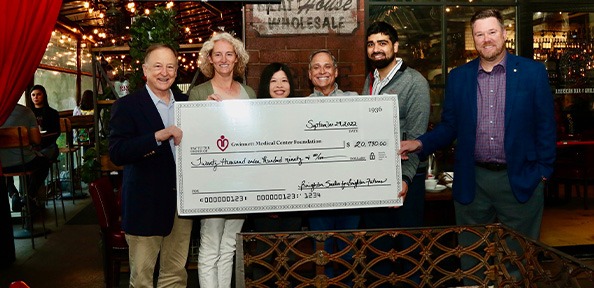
left=556, top=140, right=594, bottom=146
left=425, top=187, right=452, bottom=201
left=550, top=139, right=594, bottom=208
left=424, top=184, right=455, bottom=226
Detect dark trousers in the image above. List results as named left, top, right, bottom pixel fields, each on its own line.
left=0, top=177, right=16, bottom=267
left=455, top=166, right=544, bottom=285
left=309, top=209, right=360, bottom=281
left=250, top=213, right=303, bottom=283
left=361, top=173, right=426, bottom=287
left=2, top=156, right=50, bottom=201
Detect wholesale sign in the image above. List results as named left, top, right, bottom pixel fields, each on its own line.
left=252, top=0, right=358, bottom=35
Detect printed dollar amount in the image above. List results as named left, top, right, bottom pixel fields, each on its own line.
left=346, top=140, right=388, bottom=148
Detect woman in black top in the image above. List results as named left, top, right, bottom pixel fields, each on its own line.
left=26, top=84, right=60, bottom=161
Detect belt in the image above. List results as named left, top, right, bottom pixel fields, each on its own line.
left=475, top=162, right=507, bottom=171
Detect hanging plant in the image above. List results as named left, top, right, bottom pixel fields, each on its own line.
left=128, top=6, right=181, bottom=92
left=81, top=6, right=182, bottom=184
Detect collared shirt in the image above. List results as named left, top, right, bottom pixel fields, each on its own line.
left=371, top=58, right=403, bottom=95
left=146, top=84, right=176, bottom=157
left=308, top=83, right=358, bottom=97
left=474, top=56, right=507, bottom=163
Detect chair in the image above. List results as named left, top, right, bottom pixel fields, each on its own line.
left=45, top=157, right=66, bottom=226
left=69, top=115, right=95, bottom=166
left=89, top=176, right=128, bottom=288
left=0, top=126, right=47, bottom=249
left=550, top=144, right=594, bottom=209
left=9, top=281, right=30, bottom=288
left=59, top=117, right=81, bottom=203
left=58, top=109, right=74, bottom=118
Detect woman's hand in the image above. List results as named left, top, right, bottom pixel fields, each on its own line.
left=207, top=93, right=223, bottom=101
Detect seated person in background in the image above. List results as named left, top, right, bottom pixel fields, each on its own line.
left=73, top=90, right=94, bottom=144
left=26, top=85, right=60, bottom=161
left=1, top=104, right=50, bottom=212
left=74, top=90, right=94, bottom=116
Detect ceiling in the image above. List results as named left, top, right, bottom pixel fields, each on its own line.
left=59, top=0, right=245, bottom=48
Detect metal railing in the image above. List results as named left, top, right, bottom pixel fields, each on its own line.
left=236, top=224, right=594, bottom=287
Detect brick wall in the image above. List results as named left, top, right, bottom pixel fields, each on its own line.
left=244, top=0, right=367, bottom=97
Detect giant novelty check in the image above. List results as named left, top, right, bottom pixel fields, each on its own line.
left=175, top=96, right=401, bottom=216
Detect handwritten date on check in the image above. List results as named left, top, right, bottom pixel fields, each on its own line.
left=174, top=96, right=402, bottom=216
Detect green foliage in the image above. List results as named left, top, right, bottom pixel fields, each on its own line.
left=80, top=148, right=100, bottom=184
left=83, top=6, right=181, bottom=183
left=80, top=139, right=109, bottom=183
left=128, top=6, right=181, bottom=92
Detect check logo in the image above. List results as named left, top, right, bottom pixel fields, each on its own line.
left=217, top=135, right=229, bottom=152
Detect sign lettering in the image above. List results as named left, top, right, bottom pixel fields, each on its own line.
left=252, top=0, right=358, bottom=35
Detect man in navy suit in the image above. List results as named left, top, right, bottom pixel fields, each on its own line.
left=400, top=9, right=556, bottom=284
left=109, top=44, right=193, bottom=287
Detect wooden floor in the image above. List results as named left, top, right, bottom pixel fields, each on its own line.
left=541, top=184, right=594, bottom=250
left=1, top=184, right=593, bottom=287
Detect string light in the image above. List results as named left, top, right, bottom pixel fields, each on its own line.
left=47, top=2, right=213, bottom=78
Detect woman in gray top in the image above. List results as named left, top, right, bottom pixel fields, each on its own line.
left=188, top=32, right=254, bottom=288
left=188, top=32, right=255, bottom=101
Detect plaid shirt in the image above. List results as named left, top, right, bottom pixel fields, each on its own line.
left=474, top=58, right=506, bottom=163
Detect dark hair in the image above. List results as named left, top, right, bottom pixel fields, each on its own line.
left=26, top=84, right=49, bottom=108
left=144, top=43, right=179, bottom=65
left=366, top=21, right=399, bottom=43
left=80, top=90, right=94, bottom=110
left=257, top=63, right=295, bottom=99
left=470, top=9, right=504, bottom=29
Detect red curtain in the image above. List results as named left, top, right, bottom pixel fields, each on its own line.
left=0, top=0, right=62, bottom=125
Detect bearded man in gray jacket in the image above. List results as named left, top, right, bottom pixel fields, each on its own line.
left=361, top=21, right=431, bottom=285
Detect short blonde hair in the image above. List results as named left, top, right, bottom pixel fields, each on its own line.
left=198, top=32, right=249, bottom=78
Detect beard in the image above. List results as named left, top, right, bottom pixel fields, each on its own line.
left=476, top=43, right=506, bottom=62
left=369, top=52, right=395, bottom=69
